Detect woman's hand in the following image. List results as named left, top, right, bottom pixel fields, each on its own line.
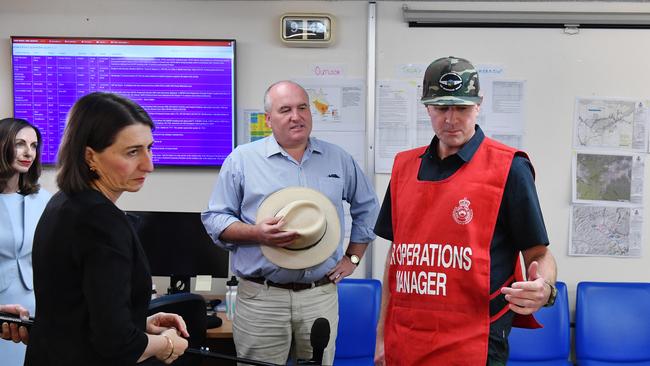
left=146, top=312, right=189, bottom=337
left=0, top=304, right=30, bottom=344
left=155, top=328, right=189, bottom=364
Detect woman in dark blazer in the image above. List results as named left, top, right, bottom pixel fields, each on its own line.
left=26, top=92, right=188, bottom=365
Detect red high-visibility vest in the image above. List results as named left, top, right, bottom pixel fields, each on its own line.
left=384, top=138, right=539, bottom=366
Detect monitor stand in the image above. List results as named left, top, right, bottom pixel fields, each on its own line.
left=168, top=275, right=191, bottom=294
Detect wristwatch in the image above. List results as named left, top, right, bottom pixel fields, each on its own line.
left=543, top=281, right=557, bottom=307
left=346, top=253, right=360, bottom=265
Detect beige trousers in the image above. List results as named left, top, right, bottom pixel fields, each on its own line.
left=233, top=279, right=338, bottom=366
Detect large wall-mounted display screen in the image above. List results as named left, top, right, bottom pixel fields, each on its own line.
left=12, top=37, right=235, bottom=166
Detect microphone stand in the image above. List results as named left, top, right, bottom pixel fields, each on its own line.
left=187, top=347, right=332, bottom=366
left=296, top=359, right=330, bottom=365
left=186, top=347, right=283, bottom=366
left=189, top=316, right=331, bottom=366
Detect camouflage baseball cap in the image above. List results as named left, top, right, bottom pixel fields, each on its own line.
left=421, top=56, right=483, bottom=106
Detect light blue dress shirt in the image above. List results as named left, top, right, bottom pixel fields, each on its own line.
left=202, top=136, right=378, bottom=283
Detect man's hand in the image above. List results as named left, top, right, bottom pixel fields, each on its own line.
left=327, top=256, right=357, bottom=283
left=500, top=261, right=551, bottom=315
left=255, top=216, right=299, bottom=247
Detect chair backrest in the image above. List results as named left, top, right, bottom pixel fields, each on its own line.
left=334, top=278, right=382, bottom=366
left=507, top=281, right=571, bottom=366
left=147, top=292, right=207, bottom=366
left=576, top=282, right=650, bottom=365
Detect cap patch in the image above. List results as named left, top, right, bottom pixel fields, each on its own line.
left=439, top=72, right=463, bottom=92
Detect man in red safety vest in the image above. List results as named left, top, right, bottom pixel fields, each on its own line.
left=373, top=56, right=558, bottom=366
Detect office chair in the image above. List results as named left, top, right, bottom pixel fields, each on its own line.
left=507, top=281, right=571, bottom=366
left=146, top=292, right=207, bottom=366
left=576, top=282, right=650, bottom=366
left=333, top=278, right=382, bottom=366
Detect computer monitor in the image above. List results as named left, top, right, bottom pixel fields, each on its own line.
left=128, top=210, right=229, bottom=293
left=12, top=36, right=236, bottom=167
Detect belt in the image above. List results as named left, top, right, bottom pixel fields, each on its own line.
left=244, top=276, right=332, bottom=291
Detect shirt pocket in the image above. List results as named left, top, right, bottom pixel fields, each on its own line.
left=318, top=177, right=344, bottom=203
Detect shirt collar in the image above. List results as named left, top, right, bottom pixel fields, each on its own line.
left=264, top=135, right=322, bottom=158
left=421, top=125, right=485, bottom=162
left=309, top=136, right=324, bottom=154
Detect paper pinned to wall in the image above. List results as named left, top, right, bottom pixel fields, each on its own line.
left=195, top=275, right=213, bottom=292
left=572, top=151, right=645, bottom=206
left=573, top=97, right=649, bottom=152
left=295, top=78, right=365, bottom=132
left=374, top=76, right=527, bottom=174
left=478, top=79, right=526, bottom=148
left=244, top=109, right=271, bottom=143
left=570, top=205, right=643, bottom=257
left=375, top=80, right=416, bottom=173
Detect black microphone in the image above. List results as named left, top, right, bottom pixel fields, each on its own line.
left=310, top=317, right=330, bottom=366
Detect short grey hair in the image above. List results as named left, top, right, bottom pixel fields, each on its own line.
left=263, top=80, right=309, bottom=113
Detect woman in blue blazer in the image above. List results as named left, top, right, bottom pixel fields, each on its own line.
left=0, top=118, right=51, bottom=364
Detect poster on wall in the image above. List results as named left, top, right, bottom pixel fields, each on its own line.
left=374, top=80, right=416, bottom=174
left=569, top=204, right=643, bottom=257
left=295, top=78, right=365, bottom=132
left=243, top=109, right=271, bottom=142
left=573, top=97, right=648, bottom=152
left=572, top=151, right=645, bottom=206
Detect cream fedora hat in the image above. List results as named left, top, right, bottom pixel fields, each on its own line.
left=257, top=187, right=341, bottom=269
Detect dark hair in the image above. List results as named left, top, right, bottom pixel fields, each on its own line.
left=0, top=118, right=42, bottom=195
left=56, top=92, right=154, bottom=195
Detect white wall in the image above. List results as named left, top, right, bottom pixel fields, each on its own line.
left=2, top=1, right=650, bottom=307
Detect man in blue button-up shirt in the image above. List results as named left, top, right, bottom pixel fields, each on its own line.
left=202, top=80, right=379, bottom=365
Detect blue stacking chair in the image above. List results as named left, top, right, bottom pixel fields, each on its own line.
left=576, top=282, right=650, bottom=366
left=334, top=278, right=382, bottom=366
left=508, top=281, right=571, bottom=366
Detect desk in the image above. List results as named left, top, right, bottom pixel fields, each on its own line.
left=207, top=312, right=232, bottom=339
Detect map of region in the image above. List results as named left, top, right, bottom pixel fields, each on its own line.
left=576, top=153, right=631, bottom=202
left=306, top=87, right=341, bottom=123
left=574, top=98, right=645, bottom=150
left=571, top=206, right=640, bottom=257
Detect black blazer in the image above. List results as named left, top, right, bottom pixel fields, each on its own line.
left=26, top=190, right=152, bottom=366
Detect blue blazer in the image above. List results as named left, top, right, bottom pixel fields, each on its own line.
left=0, top=189, right=51, bottom=292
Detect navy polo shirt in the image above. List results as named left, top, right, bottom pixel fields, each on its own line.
left=374, top=125, right=549, bottom=363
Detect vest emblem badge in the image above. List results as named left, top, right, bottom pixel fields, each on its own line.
left=452, top=197, right=473, bottom=225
